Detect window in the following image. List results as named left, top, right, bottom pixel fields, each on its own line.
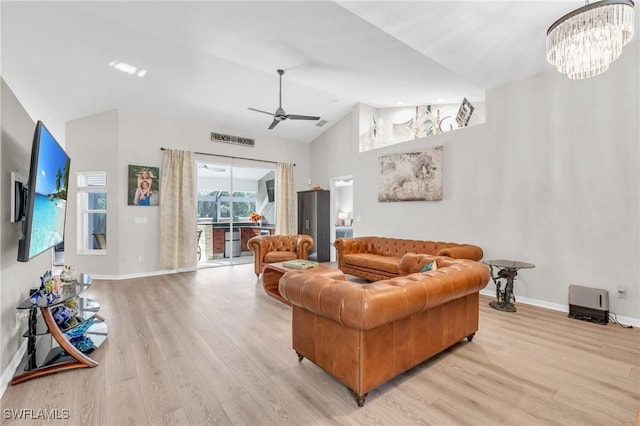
left=77, top=172, right=107, bottom=253
left=197, top=191, right=256, bottom=222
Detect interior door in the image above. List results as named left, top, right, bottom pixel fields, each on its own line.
left=329, top=176, right=353, bottom=261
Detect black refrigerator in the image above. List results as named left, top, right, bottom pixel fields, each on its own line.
left=297, top=189, right=330, bottom=262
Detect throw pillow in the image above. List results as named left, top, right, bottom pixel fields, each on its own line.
left=420, top=261, right=436, bottom=272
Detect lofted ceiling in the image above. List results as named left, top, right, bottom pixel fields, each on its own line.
left=1, top=1, right=638, bottom=144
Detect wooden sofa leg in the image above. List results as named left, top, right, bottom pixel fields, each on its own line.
left=467, top=332, right=476, bottom=342
left=354, top=392, right=368, bottom=407
left=296, top=352, right=304, bottom=362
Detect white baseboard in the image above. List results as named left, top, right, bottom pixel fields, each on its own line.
left=0, top=339, right=27, bottom=399
left=90, top=266, right=196, bottom=281
left=610, top=314, right=640, bottom=328
left=479, top=289, right=640, bottom=327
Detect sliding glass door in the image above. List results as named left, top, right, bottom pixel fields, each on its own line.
left=196, top=160, right=276, bottom=268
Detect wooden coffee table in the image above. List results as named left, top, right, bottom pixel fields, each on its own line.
left=261, top=262, right=346, bottom=305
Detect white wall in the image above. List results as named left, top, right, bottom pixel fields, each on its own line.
left=310, top=110, right=358, bottom=261
left=66, top=109, right=311, bottom=277
left=65, top=110, right=120, bottom=278
left=311, top=42, right=639, bottom=321
left=0, top=79, right=50, bottom=378
left=310, top=110, right=357, bottom=189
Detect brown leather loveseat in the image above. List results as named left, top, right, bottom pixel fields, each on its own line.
left=247, top=234, right=314, bottom=276
left=335, top=236, right=483, bottom=281
left=278, top=255, right=490, bottom=406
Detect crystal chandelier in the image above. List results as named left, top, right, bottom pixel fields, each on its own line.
left=547, top=0, right=635, bottom=79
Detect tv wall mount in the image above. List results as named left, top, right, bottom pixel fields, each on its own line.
left=11, top=172, right=28, bottom=223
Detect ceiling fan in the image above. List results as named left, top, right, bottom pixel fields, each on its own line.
left=248, top=69, right=320, bottom=130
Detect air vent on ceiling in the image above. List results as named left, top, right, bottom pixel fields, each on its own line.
left=316, top=120, right=329, bottom=127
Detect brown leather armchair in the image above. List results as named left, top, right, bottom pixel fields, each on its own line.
left=247, top=234, right=314, bottom=276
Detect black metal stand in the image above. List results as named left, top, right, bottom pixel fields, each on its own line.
left=488, top=266, right=519, bottom=312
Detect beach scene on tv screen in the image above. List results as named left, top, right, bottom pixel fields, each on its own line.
left=29, top=127, right=69, bottom=258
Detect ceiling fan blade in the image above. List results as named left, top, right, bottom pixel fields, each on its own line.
left=248, top=107, right=275, bottom=116
left=252, top=70, right=320, bottom=129
left=288, top=114, right=321, bottom=121
left=268, top=119, right=280, bottom=130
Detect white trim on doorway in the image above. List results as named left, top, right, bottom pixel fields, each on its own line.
left=328, top=175, right=353, bottom=262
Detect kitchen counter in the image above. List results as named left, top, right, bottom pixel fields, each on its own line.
left=197, top=222, right=275, bottom=257
left=198, top=221, right=275, bottom=230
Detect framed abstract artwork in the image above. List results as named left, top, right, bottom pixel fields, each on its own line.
left=378, top=146, right=443, bottom=202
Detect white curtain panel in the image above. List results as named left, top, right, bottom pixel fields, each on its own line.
left=159, top=149, right=197, bottom=269
left=275, top=162, right=295, bottom=235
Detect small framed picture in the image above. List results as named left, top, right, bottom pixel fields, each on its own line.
left=128, top=165, right=159, bottom=206
left=456, top=97, right=475, bottom=128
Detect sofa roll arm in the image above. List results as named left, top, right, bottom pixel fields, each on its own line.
left=334, top=238, right=354, bottom=255
left=247, top=236, right=267, bottom=259
left=335, top=237, right=377, bottom=255
left=335, top=237, right=379, bottom=269
left=399, top=253, right=439, bottom=275
left=296, top=234, right=314, bottom=259
left=437, top=244, right=483, bottom=261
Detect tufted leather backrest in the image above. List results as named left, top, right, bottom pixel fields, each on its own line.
left=335, top=237, right=483, bottom=266
left=265, top=235, right=299, bottom=252
left=369, top=237, right=469, bottom=257
left=279, top=258, right=490, bottom=330
left=247, top=234, right=314, bottom=276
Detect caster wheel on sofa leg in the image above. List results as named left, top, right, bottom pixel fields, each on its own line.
left=467, top=332, right=475, bottom=342
left=354, top=392, right=368, bottom=407
left=296, top=352, right=304, bottom=362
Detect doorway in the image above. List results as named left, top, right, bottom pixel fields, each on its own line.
left=196, top=160, right=276, bottom=268
left=329, top=175, right=353, bottom=261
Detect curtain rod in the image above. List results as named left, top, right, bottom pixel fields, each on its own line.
left=160, top=147, right=295, bottom=166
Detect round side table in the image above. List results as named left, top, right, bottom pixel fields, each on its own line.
left=483, top=259, right=535, bottom=312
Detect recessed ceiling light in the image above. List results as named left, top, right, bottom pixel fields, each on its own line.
left=108, top=60, right=147, bottom=77
left=437, top=98, right=445, bottom=103
left=113, top=62, right=137, bottom=74
left=396, top=101, right=404, bottom=105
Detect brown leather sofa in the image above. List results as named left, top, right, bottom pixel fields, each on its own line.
left=278, top=255, right=490, bottom=406
left=247, top=234, right=314, bottom=276
left=335, top=236, right=483, bottom=281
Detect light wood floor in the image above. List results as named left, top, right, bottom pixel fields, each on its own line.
left=2, top=263, right=639, bottom=425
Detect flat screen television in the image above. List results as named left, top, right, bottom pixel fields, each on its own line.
left=17, top=121, right=70, bottom=262
left=266, top=179, right=275, bottom=202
